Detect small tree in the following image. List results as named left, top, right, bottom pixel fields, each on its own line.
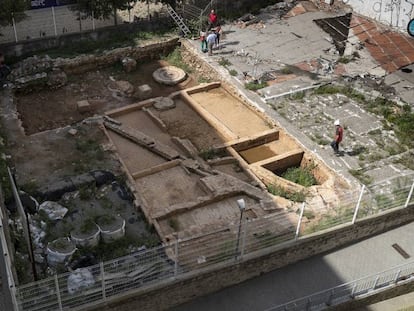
left=0, top=0, right=29, bottom=27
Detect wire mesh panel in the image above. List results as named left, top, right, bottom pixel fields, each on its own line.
left=16, top=278, right=60, bottom=311
left=363, top=175, right=414, bottom=215
left=102, top=245, right=175, bottom=298
left=243, top=212, right=296, bottom=254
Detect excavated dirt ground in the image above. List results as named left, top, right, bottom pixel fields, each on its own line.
left=16, top=60, right=195, bottom=135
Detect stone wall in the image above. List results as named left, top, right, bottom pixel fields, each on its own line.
left=83, top=205, right=414, bottom=311
left=7, top=38, right=179, bottom=91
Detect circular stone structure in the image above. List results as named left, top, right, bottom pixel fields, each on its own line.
left=152, top=66, right=187, bottom=86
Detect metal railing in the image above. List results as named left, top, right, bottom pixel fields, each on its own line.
left=266, top=259, right=414, bottom=311
left=10, top=174, right=414, bottom=311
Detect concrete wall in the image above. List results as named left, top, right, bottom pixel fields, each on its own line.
left=339, top=0, right=414, bottom=32
left=83, top=205, right=414, bottom=311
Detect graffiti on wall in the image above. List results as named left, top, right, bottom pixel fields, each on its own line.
left=343, top=0, right=414, bottom=29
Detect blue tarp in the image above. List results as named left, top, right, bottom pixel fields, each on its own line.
left=30, top=0, right=74, bottom=9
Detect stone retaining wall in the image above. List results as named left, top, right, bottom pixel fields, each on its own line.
left=83, top=205, right=414, bottom=311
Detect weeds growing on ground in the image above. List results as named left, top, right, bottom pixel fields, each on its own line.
left=267, top=184, right=306, bottom=202
left=349, top=169, right=373, bottom=185
left=245, top=81, right=267, bottom=91
left=282, top=165, right=318, bottom=187
left=313, top=85, right=414, bottom=148
left=161, top=47, right=193, bottom=73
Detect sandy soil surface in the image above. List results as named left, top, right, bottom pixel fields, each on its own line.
left=190, top=87, right=273, bottom=139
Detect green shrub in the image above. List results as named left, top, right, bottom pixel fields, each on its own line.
left=229, top=69, right=238, bottom=76
left=245, top=81, right=267, bottom=91
left=282, top=166, right=317, bottom=187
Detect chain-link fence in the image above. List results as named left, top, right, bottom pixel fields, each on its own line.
left=0, top=3, right=168, bottom=45
left=9, top=174, right=414, bottom=311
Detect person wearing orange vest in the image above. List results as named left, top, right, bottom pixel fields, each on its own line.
left=331, top=119, right=343, bottom=155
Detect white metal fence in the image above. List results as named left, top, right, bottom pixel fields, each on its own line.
left=266, top=259, right=414, bottom=311
left=9, top=174, right=414, bottom=311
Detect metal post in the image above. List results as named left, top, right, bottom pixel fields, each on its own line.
left=52, top=7, right=58, bottom=36
left=393, top=269, right=401, bottom=283
left=295, top=203, right=305, bottom=240
left=9, top=286, right=19, bottom=311
left=352, top=185, right=365, bottom=224
left=54, top=274, right=63, bottom=311
left=92, top=10, right=95, bottom=31
left=234, top=199, right=245, bottom=260
left=351, top=283, right=357, bottom=297
left=240, top=217, right=248, bottom=259
left=404, top=180, right=414, bottom=208
left=373, top=276, right=380, bottom=289
left=174, top=238, right=179, bottom=276
left=100, top=262, right=106, bottom=301
left=12, top=16, right=18, bottom=43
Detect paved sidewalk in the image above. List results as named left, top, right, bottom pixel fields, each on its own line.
left=172, top=221, right=414, bottom=311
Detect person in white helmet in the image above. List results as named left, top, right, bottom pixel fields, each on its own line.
left=330, top=119, right=343, bottom=155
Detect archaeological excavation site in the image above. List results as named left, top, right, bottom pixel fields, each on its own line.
left=0, top=37, right=352, bottom=287
left=1, top=1, right=414, bottom=310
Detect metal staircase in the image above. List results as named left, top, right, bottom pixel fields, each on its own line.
left=166, top=4, right=191, bottom=37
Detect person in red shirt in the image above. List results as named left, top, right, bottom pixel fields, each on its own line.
left=330, top=119, right=343, bottom=155
left=208, top=9, right=218, bottom=30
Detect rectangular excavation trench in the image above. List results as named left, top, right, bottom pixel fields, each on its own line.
left=103, top=81, right=343, bottom=260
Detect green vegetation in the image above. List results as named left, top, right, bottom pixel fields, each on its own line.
left=290, top=91, right=305, bottom=100
left=161, top=47, right=193, bottom=73
left=30, top=30, right=171, bottom=61
left=0, top=0, right=28, bottom=27
left=303, top=209, right=316, bottom=220
left=199, top=148, right=226, bottom=160
left=311, top=133, right=330, bottom=146
left=229, top=69, right=238, bottom=76
left=313, top=85, right=414, bottom=148
left=394, top=152, right=414, bottom=170
left=72, top=134, right=105, bottom=173
left=374, top=194, right=393, bottom=209
left=349, top=169, right=373, bottom=185
left=218, top=58, right=232, bottom=67
left=20, top=179, right=39, bottom=196
left=304, top=206, right=354, bottom=234
left=267, top=184, right=306, bottom=202
left=0, top=130, right=12, bottom=203
left=76, top=234, right=160, bottom=261
left=79, top=218, right=97, bottom=234
left=245, top=81, right=267, bottom=91
left=281, top=165, right=318, bottom=187
left=198, top=76, right=211, bottom=83
left=337, top=56, right=352, bottom=64
left=168, top=218, right=179, bottom=231
left=96, top=214, right=116, bottom=226
left=281, top=67, right=293, bottom=74
left=78, top=183, right=97, bottom=200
